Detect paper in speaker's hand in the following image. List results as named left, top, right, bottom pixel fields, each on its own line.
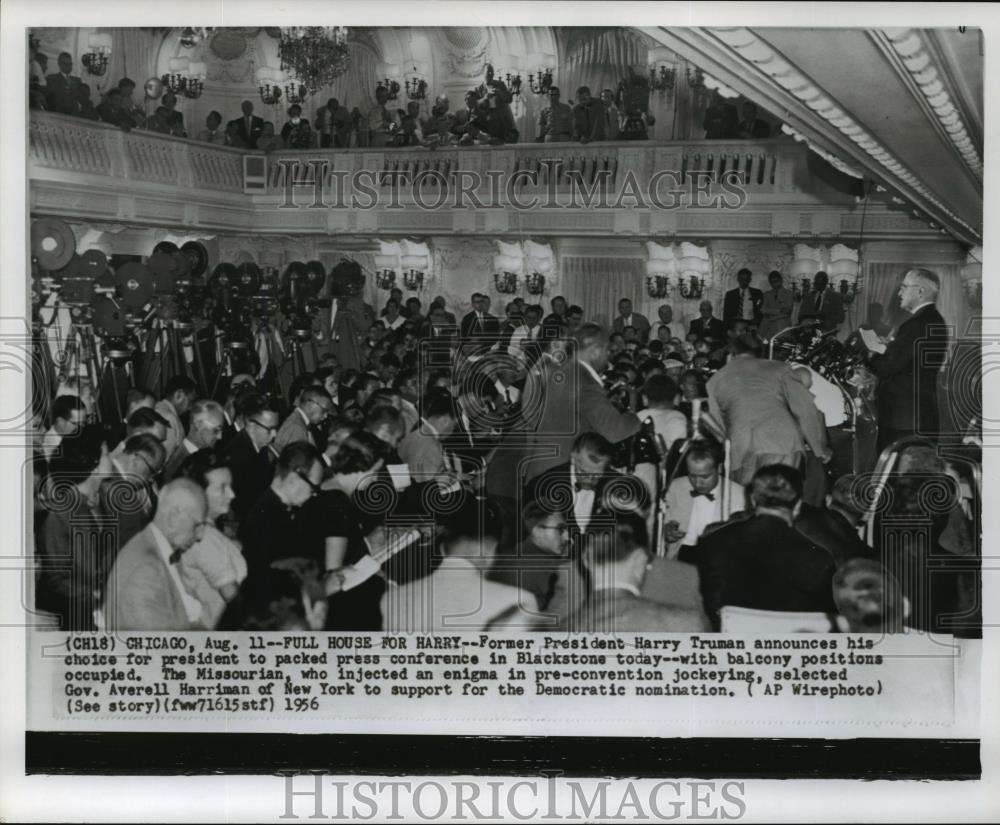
left=339, top=555, right=381, bottom=590
left=859, top=327, right=886, bottom=354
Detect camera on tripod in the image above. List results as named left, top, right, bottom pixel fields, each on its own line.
left=280, top=260, right=327, bottom=342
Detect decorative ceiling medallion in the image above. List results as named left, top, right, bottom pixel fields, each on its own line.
left=210, top=29, right=249, bottom=61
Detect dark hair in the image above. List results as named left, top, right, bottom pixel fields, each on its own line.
left=523, top=500, right=562, bottom=532
left=568, top=304, right=584, bottom=317
left=275, top=442, right=322, bottom=479
left=736, top=268, right=753, bottom=279
left=329, top=430, right=385, bottom=476
left=393, top=368, right=419, bottom=392
left=573, top=323, right=605, bottom=353
left=422, top=389, right=456, bottom=422
left=572, top=431, right=613, bottom=458
left=51, top=395, right=85, bottom=423
left=751, top=464, right=803, bottom=509
left=289, top=373, right=318, bottom=407
left=163, top=375, right=197, bottom=398
left=299, top=386, right=333, bottom=408
left=178, top=447, right=230, bottom=488
left=585, top=513, right=650, bottom=564
left=730, top=333, right=763, bottom=357
left=48, top=424, right=105, bottom=479
left=648, top=340, right=664, bottom=355
left=236, top=392, right=277, bottom=421
left=126, top=407, right=170, bottom=435
left=125, top=387, right=154, bottom=409
left=686, top=439, right=723, bottom=467
left=122, top=432, right=166, bottom=468
left=379, top=353, right=401, bottom=370
left=767, top=270, right=783, bottom=281
left=641, top=374, right=678, bottom=406
left=438, top=499, right=502, bottom=548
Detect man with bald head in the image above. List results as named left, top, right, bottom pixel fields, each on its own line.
left=104, top=479, right=209, bottom=630
left=162, top=400, right=226, bottom=482
left=870, top=268, right=948, bottom=450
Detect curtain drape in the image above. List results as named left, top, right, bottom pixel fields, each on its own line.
left=312, top=42, right=380, bottom=124
left=101, top=28, right=163, bottom=102
left=559, top=257, right=645, bottom=329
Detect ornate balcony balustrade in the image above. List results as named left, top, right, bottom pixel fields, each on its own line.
left=28, top=111, right=942, bottom=240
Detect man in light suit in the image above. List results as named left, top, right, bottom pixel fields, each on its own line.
left=611, top=298, right=651, bottom=343
left=382, top=501, right=538, bottom=632
left=565, top=513, right=710, bottom=632
left=661, top=441, right=747, bottom=564
left=759, top=270, right=795, bottom=340
left=527, top=323, right=640, bottom=479
left=154, top=375, right=197, bottom=464
left=707, top=333, right=831, bottom=491
left=104, top=479, right=209, bottom=631
left=274, top=387, right=334, bottom=452
left=398, top=391, right=458, bottom=481
left=869, top=268, right=948, bottom=450
left=722, top=268, right=763, bottom=330
left=797, top=271, right=845, bottom=333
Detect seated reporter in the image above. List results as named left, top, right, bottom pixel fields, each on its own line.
left=224, top=392, right=279, bottom=521
left=162, top=399, right=226, bottom=482
left=110, top=406, right=169, bottom=457
left=101, top=432, right=167, bottom=548
left=177, top=449, right=247, bottom=629
left=310, top=431, right=391, bottom=631
left=36, top=425, right=113, bottom=630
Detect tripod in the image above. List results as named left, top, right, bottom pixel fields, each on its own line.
left=54, top=318, right=130, bottom=424
left=140, top=319, right=212, bottom=399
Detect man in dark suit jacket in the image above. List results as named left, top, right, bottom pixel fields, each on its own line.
left=688, top=299, right=726, bottom=342
left=798, top=271, right=846, bottom=333
left=45, top=52, right=81, bottom=114
left=104, top=480, right=209, bottom=631
left=524, top=433, right=627, bottom=536
left=697, top=464, right=837, bottom=630
left=102, top=433, right=166, bottom=550
left=527, top=323, right=640, bottom=479
left=794, top=474, right=875, bottom=567
left=722, top=268, right=763, bottom=329
left=565, top=514, right=710, bottom=632
left=870, top=269, right=948, bottom=451
left=736, top=102, right=771, bottom=139
left=228, top=100, right=265, bottom=148
left=225, top=394, right=280, bottom=522
left=459, top=293, right=501, bottom=349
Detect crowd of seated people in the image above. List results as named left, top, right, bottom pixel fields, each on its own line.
left=32, top=279, right=978, bottom=636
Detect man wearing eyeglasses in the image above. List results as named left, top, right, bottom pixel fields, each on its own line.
left=239, top=442, right=326, bottom=606
left=274, top=387, right=334, bottom=452
left=869, top=268, right=948, bottom=451
left=162, top=400, right=227, bottom=483
left=225, top=393, right=280, bottom=522
left=101, top=433, right=167, bottom=548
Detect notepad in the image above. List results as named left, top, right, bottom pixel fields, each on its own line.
left=859, top=327, right=886, bottom=354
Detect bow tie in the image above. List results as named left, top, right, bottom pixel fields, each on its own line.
left=690, top=490, right=715, bottom=501
left=169, top=549, right=183, bottom=565
left=575, top=482, right=596, bottom=493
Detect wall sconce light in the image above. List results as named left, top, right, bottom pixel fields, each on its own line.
left=374, top=253, right=398, bottom=290
left=525, top=272, right=546, bottom=295
left=400, top=254, right=427, bottom=290
left=678, top=275, right=706, bottom=300
left=284, top=83, right=307, bottom=105
left=646, top=275, right=670, bottom=299
left=82, top=33, right=112, bottom=77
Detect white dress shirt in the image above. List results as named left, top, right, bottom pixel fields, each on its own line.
left=150, top=523, right=203, bottom=624
left=740, top=289, right=755, bottom=320
left=683, top=485, right=723, bottom=546
left=569, top=465, right=596, bottom=531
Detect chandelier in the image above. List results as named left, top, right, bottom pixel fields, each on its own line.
left=278, top=27, right=351, bottom=95
left=179, top=27, right=213, bottom=49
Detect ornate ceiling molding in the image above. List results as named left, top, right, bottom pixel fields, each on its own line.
left=872, top=28, right=983, bottom=179
left=639, top=26, right=981, bottom=246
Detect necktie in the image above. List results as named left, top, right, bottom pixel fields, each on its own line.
left=816, top=290, right=825, bottom=312
left=169, top=548, right=182, bottom=565
left=690, top=490, right=715, bottom=501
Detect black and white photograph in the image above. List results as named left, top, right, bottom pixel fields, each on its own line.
left=1, top=1, right=995, bottom=821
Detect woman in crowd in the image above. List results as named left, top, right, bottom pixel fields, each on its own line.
left=315, top=431, right=390, bottom=630
left=281, top=104, right=315, bottom=149
left=36, top=425, right=113, bottom=630
left=177, top=449, right=247, bottom=629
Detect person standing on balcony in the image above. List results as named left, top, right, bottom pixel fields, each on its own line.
left=74, top=84, right=99, bottom=121
left=229, top=100, right=264, bottom=148
left=366, top=86, right=393, bottom=148
left=572, top=86, right=607, bottom=144
left=197, top=111, right=227, bottom=145
left=736, top=102, right=771, bottom=139
left=317, top=97, right=352, bottom=148
left=798, top=271, right=845, bottom=333
left=759, top=270, right=795, bottom=340
left=45, top=52, right=80, bottom=115
left=281, top=104, right=315, bottom=149
left=703, top=92, right=739, bottom=139
left=477, top=85, right=518, bottom=145
left=600, top=89, right=622, bottom=141
left=723, top=268, right=763, bottom=331
left=537, top=86, right=573, bottom=143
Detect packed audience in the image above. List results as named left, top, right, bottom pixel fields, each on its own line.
left=30, top=50, right=771, bottom=149
left=33, top=272, right=978, bottom=636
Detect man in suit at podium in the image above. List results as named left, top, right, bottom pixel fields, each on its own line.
left=722, top=268, right=763, bottom=330
left=869, top=268, right=948, bottom=450
left=228, top=100, right=264, bottom=148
